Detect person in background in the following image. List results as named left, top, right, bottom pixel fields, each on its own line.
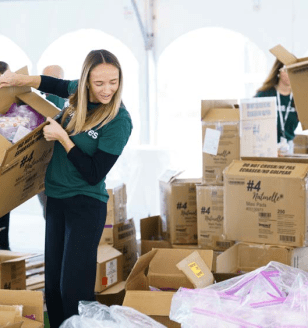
left=0, top=49, right=132, bottom=327
left=255, top=59, right=298, bottom=154
left=38, top=65, right=67, bottom=219
left=0, top=61, right=11, bottom=250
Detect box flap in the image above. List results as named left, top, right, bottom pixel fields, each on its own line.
left=0, top=289, right=43, bottom=324
left=270, top=44, right=297, bottom=65
left=159, top=170, right=184, bottom=183
left=98, top=281, right=126, bottom=295
left=202, top=107, right=240, bottom=123
left=201, top=99, right=238, bottom=121
left=225, top=160, right=308, bottom=179
left=97, top=245, right=122, bottom=263
left=123, top=290, right=174, bottom=316
left=125, top=249, right=158, bottom=291
left=0, top=67, right=31, bottom=114
left=17, top=92, right=60, bottom=119
left=141, top=216, right=162, bottom=240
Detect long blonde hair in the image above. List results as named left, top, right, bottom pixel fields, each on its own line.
left=62, top=49, right=123, bottom=135
left=256, top=59, right=284, bottom=93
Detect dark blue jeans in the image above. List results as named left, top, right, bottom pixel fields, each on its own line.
left=0, top=212, right=10, bottom=250
left=45, top=195, right=106, bottom=328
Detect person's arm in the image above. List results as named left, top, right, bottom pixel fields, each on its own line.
left=67, top=147, right=119, bottom=185
left=0, top=70, right=41, bottom=89
left=38, top=76, right=70, bottom=98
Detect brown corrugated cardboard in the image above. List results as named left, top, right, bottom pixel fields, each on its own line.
left=0, top=250, right=34, bottom=290
left=201, top=100, right=240, bottom=185
left=293, top=135, right=308, bottom=154
left=140, top=216, right=171, bottom=255
left=106, top=182, right=127, bottom=226
left=270, top=44, right=308, bottom=130
left=239, top=97, right=278, bottom=157
left=95, top=245, right=123, bottom=293
left=100, top=219, right=138, bottom=280
left=95, top=281, right=126, bottom=307
left=159, top=170, right=200, bottom=245
left=196, top=185, right=235, bottom=251
left=0, top=289, right=44, bottom=328
left=123, top=248, right=213, bottom=328
left=216, top=243, right=293, bottom=273
left=0, top=67, right=59, bottom=218
left=224, top=159, right=308, bottom=247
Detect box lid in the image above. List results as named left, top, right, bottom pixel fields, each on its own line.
left=97, top=245, right=122, bottom=263
left=201, top=99, right=238, bottom=121
left=269, top=44, right=298, bottom=66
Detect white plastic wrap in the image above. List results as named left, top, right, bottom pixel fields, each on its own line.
left=60, top=301, right=166, bottom=328
left=170, top=261, right=308, bottom=328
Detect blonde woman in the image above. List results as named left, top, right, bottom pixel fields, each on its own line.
left=255, top=59, right=298, bottom=152
left=0, top=50, right=132, bottom=327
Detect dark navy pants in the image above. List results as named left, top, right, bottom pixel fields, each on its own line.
left=45, top=195, right=106, bottom=328
left=0, top=212, right=10, bottom=250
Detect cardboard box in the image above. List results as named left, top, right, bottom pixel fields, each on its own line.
left=0, top=250, right=34, bottom=290
left=106, top=182, right=127, bottom=226
left=293, top=134, right=308, bottom=154
left=0, top=67, right=59, bottom=217
left=216, top=242, right=293, bottom=273
left=100, top=219, right=138, bottom=280
left=123, top=248, right=213, bottom=328
left=196, top=185, right=235, bottom=251
left=201, top=100, right=240, bottom=185
left=224, top=159, right=308, bottom=247
left=140, top=216, right=171, bottom=255
left=95, top=245, right=123, bottom=293
left=239, top=97, right=278, bottom=157
left=270, top=44, right=308, bottom=130
left=95, top=281, right=126, bottom=307
left=0, top=289, right=44, bottom=328
left=159, top=170, right=200, bottom=245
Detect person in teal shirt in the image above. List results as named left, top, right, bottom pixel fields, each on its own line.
left=0, top=50, right=132, bottom=327
left=255, top=59, right=299, bottom=153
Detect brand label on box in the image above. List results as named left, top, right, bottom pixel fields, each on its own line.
left=106, top=259, right=118, bottom=286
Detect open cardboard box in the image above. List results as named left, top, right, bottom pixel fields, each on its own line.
left=123, top=248, right=213, bottom=328
left=0, top=289, right=44, bottom=328
left=270, top=44, right=308, bottom=130
left=0, top=67, right=59, bottom=217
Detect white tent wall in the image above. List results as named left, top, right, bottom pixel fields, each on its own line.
left=1, top=0, right=308, bottom=251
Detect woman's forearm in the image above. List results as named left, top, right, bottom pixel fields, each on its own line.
left=18, top=75, right=41, bottom=89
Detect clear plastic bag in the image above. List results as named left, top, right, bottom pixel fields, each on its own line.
left=60, top=301, right=167, bottom=328
left=170, top=261, right=308, bottom=328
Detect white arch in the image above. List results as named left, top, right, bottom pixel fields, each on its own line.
left=0, top=35, right=32, bottom=73
left=37, top=28, right=140, bottom=144
left=156, top=27, right=268, bottom=172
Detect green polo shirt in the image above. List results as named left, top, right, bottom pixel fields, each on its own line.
left=255, top=87, right=298, bottom=142
left=44, top=80, right=132, bottom=202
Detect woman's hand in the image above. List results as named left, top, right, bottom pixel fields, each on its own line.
left=0, top=71, right=22, bottom=88
left=43, top=117, right=75, bottom=153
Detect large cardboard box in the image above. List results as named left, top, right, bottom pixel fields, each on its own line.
left=293, top=134, right=308, bottom=154
left=239, top=97, right=278, bottom=157
left=201, top=100, right=240, bottom=185
left=196, top=185, right=235, bottom=251
left=123, top=248, right=213, bottom=328
left=95, top=245, right=123, bottom=293
left=99, top=219, right=138, bottom=280
left=0, top=250, right=33, bottom=290
left=270, top=44, right=308, bottom=130
left=216, top=243, right=293, bottom=273
left=105, top=182, right=127, bottom=226
left=0, top=67, right=59, bottom=217
left=159, top=170, right=200, bottom=245
left=140, top=216, right=171, bottom=255
left=224, top=159, right=308, bottom=247
left=0, top=289, right=44, bottom=328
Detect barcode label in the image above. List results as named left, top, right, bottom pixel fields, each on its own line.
left=259, top=213, right=271, bottom=218
left=228, top=181, right=245, bottom=185
left=280, top=235, right=296, bottom=242
left=216, top=241, right=231, bottom=248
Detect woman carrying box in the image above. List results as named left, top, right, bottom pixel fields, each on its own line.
left=0, top=50, right=132, bottom=327
left=255, top=59, right=299, bottom=154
